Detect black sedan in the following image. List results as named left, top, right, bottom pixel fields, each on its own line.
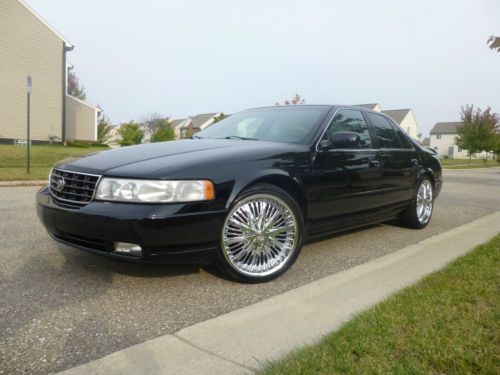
left=37, top=105, right=442, bottom=282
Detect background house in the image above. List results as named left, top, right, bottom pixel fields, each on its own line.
left=0, top=0, right=98, bottom=143
left=172, top=118, right=189, bottom=139
left=176, top=112, right=222, bottom=139
left=428, top=122, right=492, bottom=159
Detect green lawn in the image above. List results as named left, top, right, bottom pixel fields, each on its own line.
left=444, top=164, right=500, bottom=170
left=0, top=144, right=107, bottom=181
left=261, top=235, right=500, bottom=375
left=440, top=158, right=498, bottom=166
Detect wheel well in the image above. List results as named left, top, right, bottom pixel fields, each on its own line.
left=248, top=176, right=307, bottom=218
left=423, top=171, right=435, bottom=188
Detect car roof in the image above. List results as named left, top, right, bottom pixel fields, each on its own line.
left=243, top=104, right=383, bottom=114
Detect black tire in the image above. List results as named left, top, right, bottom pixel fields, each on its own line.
left=399, top=176, right=434, bottom=229
left=215, top=183, right=304, bottom=283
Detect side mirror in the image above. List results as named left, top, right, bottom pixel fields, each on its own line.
left=322, top=132, right=361, bottom=149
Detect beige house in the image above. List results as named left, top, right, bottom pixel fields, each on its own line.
left=0, top=0, right=98, bottom=143
left=429, top=122, right=492, bottom=159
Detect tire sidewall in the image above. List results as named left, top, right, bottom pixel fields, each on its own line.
left=216, top=183, right=304, bottom=283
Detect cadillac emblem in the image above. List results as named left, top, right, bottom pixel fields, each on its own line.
left=55, top=176, right=66, bottom=192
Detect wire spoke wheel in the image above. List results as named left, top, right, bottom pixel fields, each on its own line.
left=416, top=180, right=433, bottom=224
left=222, top=194, right=299, bottom=277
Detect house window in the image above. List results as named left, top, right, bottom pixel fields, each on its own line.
left=458, top=147, right=462, bottom=152
left=436, top=134, right=441, bottom=139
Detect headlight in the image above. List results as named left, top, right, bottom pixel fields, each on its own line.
left=95, top=178, right=215, bottom=203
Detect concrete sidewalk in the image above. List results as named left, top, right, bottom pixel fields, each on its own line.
left=60, top=211, right=500, bottom=375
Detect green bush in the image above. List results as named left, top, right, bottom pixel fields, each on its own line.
left=118, top=121, right=144, bottom=146
left=151, top=120, right=175, bottom=142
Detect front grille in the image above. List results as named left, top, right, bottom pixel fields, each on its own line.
left=50, top=168, right=101, bottom=206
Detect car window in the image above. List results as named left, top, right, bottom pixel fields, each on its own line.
left=322, top=109, right=372, bottom=148
left=390, top=120, right=414, bottom=149
left=196, top=107, right=329, bottom=144
left=367, top=113, right=402, bottom=149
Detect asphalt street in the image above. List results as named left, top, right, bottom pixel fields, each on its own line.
left=1, top=168, right=499, bottom=374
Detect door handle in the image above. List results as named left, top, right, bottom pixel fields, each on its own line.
left=369, top=160, right=380, bottom=168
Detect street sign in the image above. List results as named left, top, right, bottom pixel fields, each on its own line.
left=27, top=75, right=32, bottom=94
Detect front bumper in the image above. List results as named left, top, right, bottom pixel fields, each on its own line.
left=36, top=186, right=226, bottom=264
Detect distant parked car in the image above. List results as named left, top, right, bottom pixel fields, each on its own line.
left=37, top=105, right=442, bottom=282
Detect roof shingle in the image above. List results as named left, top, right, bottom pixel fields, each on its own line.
left=430, top=122, right=462, bottom=134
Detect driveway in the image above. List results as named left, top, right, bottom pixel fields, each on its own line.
left=1, top=168, right=499, bottom=374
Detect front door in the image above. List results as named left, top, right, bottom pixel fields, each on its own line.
left=307, top=109, right=383, bottom=229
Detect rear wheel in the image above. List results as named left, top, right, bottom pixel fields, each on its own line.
left=399, top=177, right=434, bottom=229
left=216, top=184, right=304, bottom=283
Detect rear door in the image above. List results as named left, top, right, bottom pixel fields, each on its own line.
left=366, top=112, right=419, bottom=205
left=308, top=109, right=383, bottom=222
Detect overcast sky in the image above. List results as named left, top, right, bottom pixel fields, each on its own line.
left=26, top=0, right=499, bottom=136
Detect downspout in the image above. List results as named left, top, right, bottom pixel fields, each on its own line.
left=62, top=43, right=74, bottom=143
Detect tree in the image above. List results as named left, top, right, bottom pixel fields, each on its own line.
left=67, top=68, right=86, bottom=100
left=487, top=35, right=500, bottom=53
left=142, top=113, right=166, bottom=138
left=96, top=105, right=112, bottom=144
left=212, top=113, right=229, bottom=123
left=118, top=121, right=144, bottom=146
left=275, top=94, right=306, bottom=106
left=151, top=119, right=175, bottom=142
left=490, top=133, right=500, bottom=162
left=455, top=105, right=499, bottom=164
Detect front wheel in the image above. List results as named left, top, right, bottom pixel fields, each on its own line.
left=216, top=184, right=304, bottom=283
left=399, top=177, right=434, bottom=229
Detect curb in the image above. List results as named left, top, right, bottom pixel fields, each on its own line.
left=0, top=180, right=47, bottom=187
left=58, top=211, right=500, bottom=375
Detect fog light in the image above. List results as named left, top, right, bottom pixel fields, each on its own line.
left=114, top=242, right=142, bottom=257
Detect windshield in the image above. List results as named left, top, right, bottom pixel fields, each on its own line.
left=196, top=106, right=330, bottom=144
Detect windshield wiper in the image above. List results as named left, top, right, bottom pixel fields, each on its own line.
left=191, top=135, right=203, bottom=139
left=223, top=136, right=258, bottom=141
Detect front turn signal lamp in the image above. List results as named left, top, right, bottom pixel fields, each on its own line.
left=95, top=178, right=215, bottom=203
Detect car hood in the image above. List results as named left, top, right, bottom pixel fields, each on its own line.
left=55, top=139, right=309, bottom=178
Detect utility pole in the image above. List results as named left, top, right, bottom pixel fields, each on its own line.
left=27, top=75, right=32, bottom=174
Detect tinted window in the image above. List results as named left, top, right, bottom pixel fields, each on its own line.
left=367, top=113, right=402, bottom=149
left=322, top=109, right=372, bottom=148
left=196, top=106, right=329, bottom=144
left=384, top=117, right=413, bottom=149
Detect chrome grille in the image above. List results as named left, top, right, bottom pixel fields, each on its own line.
left=49, top=168, right=101, bottom=206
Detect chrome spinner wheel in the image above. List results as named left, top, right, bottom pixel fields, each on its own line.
left=222, top=194, right=299, bottom=278
left=416, top=179, right=433, bottom=224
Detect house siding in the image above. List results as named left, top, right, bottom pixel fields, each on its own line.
left=0, top=0, right=64, bottom=142
left=399, top=111, right=419, bottom=140
left=429, top=133, right=491, bottom=159
left=65, top=96, right=97, bottom=141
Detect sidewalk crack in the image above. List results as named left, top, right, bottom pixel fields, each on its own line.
left=173, top=334, right=258, bottom=373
